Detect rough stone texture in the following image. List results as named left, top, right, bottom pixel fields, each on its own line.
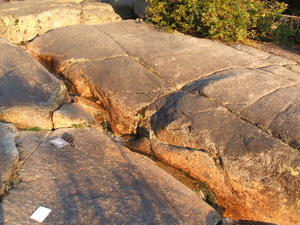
left=16, top=130, right=51, bottom=163
left=0, top=128, right=221, bottom=225
left=0, top=122, right=18, bottom=196
left=183, top=66, right=300, bottom=150
left=0, top=36, right=7, bottom=43
left=73, top=96, right=107, bottom=123
left=27, top=20, right=296, bottom=135
left=0, top=42, right=70, bottom=129
left=26, top=20, right=300, bottom=224
left=0, top=0, right=121, bottom=44
left=62, top=56, right=173, bottom=134
left=138, top=92, right=300, bottom=225
left=53, top=103, right=97, bottom=129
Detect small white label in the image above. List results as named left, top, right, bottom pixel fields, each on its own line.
left=30, top=206, right=52, bottom=223
left=49, top=137, right=70, bottom=148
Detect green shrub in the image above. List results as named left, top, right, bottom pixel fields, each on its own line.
left=146, top=0, right=291, bottom=45
left=146, top=0, right=204, bottom=34
left=271, top=23, right=297, bottom=46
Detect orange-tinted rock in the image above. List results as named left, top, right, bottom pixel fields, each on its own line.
left=141, top=91, right=300, bottom=224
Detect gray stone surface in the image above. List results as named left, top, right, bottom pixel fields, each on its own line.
left=0, top=0, right=121, bottom=44
left=0, top=128, right=221, bottom=225
left=16, top=130, right=51, bottom=163
left=0, top=122, right=18, bottom=196
left=0, top=42, right=70, bottom=129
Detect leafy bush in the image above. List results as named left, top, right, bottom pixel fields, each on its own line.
left=271, top=23, right=297, bottom=46
left=146, top=0, right=291, bottom=45
left=146, top=0, right=204, bottom=34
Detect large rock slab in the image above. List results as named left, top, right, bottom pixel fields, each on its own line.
left=26, top=20, right=300, bottom=224
left=27, top=23, right=176, bottom=134
left=0, top=122, right=18, bottom=196
left=26, top=20, right=297, bottom=135
left=183, top=66, right=300, bottom=150
left=135, top=91, right=300, bottom=225
left=0, top=127, right=221, bottom=224
left=62, top=56, right=173, bottom=134
left=0, top=42, right=70, bottom=129
left=0, top=0, right=121, bottom=44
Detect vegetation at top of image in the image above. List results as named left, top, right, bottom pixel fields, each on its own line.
left=146, top=0, right=297, bottom=46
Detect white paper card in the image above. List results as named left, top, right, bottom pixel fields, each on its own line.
left=49, top=137, right=70, bottom=148
left=30, top=206, right=52, bottom=223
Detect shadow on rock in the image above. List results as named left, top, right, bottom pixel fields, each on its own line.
left=0, top=128, right=220, bottom=224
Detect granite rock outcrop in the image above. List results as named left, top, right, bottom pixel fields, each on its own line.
left=25, top=20, right=300, bottom=224
left=0, top=2, right=300, bottom=224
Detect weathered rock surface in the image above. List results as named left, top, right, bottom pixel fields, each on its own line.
left=0, top=122, right=18, bottom=196
left=27, top=23, right=175, bottom=134
left=0, top=128, right=221, bottom=224
left=27, top=20, right=296, bottom=135
left=53, top=103, right=97, bottom=129
left=26, top=20, right=300, bottom=224
left=0, top=0, right=121, bottom=44
left=142, top=91, right=300, bottom=224
left=16, top=130, right=51, bottom=163
left=184, top=66, right=300, bottom=149
left=0, top=42, right=70, bottom=129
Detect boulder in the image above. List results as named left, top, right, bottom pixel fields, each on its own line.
left=26, top=20, right=297, bottom=135
left=135, top=91, right=300, bottom=224
left=27, top=23, right=175, bottom=134
left=0, top=42, right=70, bottom=129
left=0, top=122, right=19, bottom=196
left=0, top=127, right=222, bottom=224
left=0, top=0, right=121, bottom=44
left=62, top=56, right=173, bottom=134
left=26, top=20, right=300, bottom=223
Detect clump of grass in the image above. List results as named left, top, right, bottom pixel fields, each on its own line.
left=71, top=123, right=91, bottom=129
left=23, top=126, right=42, bottom=131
